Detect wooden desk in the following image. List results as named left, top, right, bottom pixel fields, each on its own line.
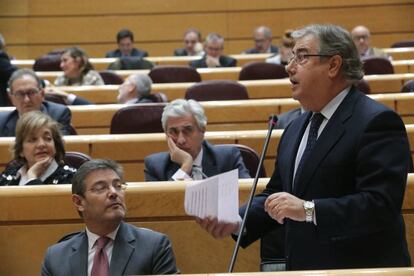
left=57, top=73, right=414, bottom=104
left=1, top=175, right=414, bottom=275
left=1, top=125, right=414, bottom=182
left=35, top=60, right=414, bottom=83
left=43, top=93, right=414, bottom=135
left=11, top=48, right=414, bottom=70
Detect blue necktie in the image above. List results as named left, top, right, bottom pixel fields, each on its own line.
left=293, top=113, right=325, bottom=189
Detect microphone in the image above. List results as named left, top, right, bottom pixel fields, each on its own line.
left=228, top=114, right=278, bottom=272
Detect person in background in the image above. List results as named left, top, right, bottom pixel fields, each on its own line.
left=117, top=73, right=154, bottom=104
left=196, top=24, right=411, bottom=270
left=54, top=47, right=104, bottom=86
left=0, top=69, right=72, bottom=137
left=106, top=29, right=148, bottom=58
left=144, top=99, right=250, bottom=181
left=244, top=26, right=279, bottom=54
left=41, top=159, right=178, bottom=275
left=174, top=28, right=204, bottom=56
left=0, top=33, right=17, bottom=106
left=266, top=30, right=295, bottom=66
left=351, top=25, right=390, bottom=59
left=189, top=33, right=236, bottom=68
left=0, top=111, right=76, bottom=186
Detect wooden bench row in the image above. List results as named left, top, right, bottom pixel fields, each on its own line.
left=54, top=73, right=414, bottom=104
left=64, top=93, right=414, bottom=134
left=34, top=60, right=414, bottom=84
left=1, top=176, right=414, bottom=275
left=11, top=49, right=414, bottom=70
left=2, top=124, right=414, bottom=182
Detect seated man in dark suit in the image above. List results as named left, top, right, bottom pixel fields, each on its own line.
left=145, top=99, right=250, bottom=181
left=0, top=69, right=72, bottom=137
left=42, top=159, right=178, bottom=275
left=243, top=26, right=279, bottom=54
left=106, top=29, right=148, bottom=58
left=189, top=33, right=237, bottom=68
left=0, top=33, right=17, bottom=107
left=117, top=73, right=154, bottom=104
left=174, top=28, right=204, bottom=56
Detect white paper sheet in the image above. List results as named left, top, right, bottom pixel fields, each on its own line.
left=184, top=169, right=240, bottom=223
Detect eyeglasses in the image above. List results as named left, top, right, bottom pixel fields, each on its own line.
left=87, top=181, right=127, bottom=194
left=287, top=52, right=334, bottom=65
left=11, top=89, right=40, bottom=100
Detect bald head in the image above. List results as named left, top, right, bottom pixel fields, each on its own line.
left=351, top=25, right=371, bottom=55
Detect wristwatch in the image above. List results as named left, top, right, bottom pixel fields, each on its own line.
left=303, top=200, right=315, bottom=223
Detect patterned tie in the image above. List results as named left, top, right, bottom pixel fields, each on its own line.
left=293, top=113, right=325, bottom=189
left=91, top=236, right=110, bottom=276
left=192, top=165, right=204, bottom=180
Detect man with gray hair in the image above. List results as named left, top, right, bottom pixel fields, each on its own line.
left=117, top=73, right=154, bottom=104
left=189, top=33, right=237, bottom=68
left=144, top=99, right=250, bottom=181
left=42, top=159, right=178, bottom=275
left=196, top=24, right=411, bottom=270
left=244, top=26, right=279, bottom=54
left=351, top=25, right=389, bottom=59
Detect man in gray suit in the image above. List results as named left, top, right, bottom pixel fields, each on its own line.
left=0, top=68, right=72, bottom=136
left=144, top=99, right=251, bottom=181
left=42, top=159, right=178, bottom=276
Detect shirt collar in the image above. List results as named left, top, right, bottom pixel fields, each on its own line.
left=193, top=147, right=203, bottom=167
left=318, top=86, right=351, bottom=120
left=86, top=224, right=120, bottom=250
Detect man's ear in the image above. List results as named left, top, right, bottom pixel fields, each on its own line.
left=328, top=55, right=343, bottom=78
left=72, top=194, right=85, bottom=212
left=39, top=88, right=46, bottom=99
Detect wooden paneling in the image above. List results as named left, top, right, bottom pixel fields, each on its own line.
left=1, top=175, right=414, bottom=275
left=1, top=0, right=413, bottom=58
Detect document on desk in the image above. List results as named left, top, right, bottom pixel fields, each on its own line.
left=184, top=169, right=240, bottom=223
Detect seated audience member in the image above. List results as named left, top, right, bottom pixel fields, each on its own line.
left=144, top=99, right=250, bottom=181
left=0, top=111, right=76, bottom=186
left=42, top=159, right=178, bottom=275
left=44, top=87, right=92, bottom=105
left=351, top=25, right=389, bottom=59
left=266, top=30, right=295, bottom=66
left=0, top=69, right=72, bottom=137
left=0, top=33, right=17, bottom=107
left=54, top=47, right=104, bottom=86
left=174, top=28, right=204, bottom=56
left=117, top=73, right=154, bottom=104
left=106, top=29, right=148, bottom=58
left=244, top=26, right=279, bottom=54
left=189, top=33, right=237, bottom=68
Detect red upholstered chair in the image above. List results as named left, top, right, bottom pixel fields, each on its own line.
left=239, top=62, right=288, bottom=80
left=110, top=103, right=166, bottom=134
left=45, top=94, right=67, bottom=105
left=216, top=144, right=266, bottom=178
left=64, top=151, right=92, bottom=169
left=149, top=65, right=201, bottom=83
left=98, top=71, right=124, bottom=84
left=185, top=80, right=249, bottom=101
left=146, top=92, right=168, bottom=103
left=108, top=57, right=154, bottom=70
left=391, top=40, right=414, bottom=48
left=362, top=57, right=394, bottom=75
left=33, top=54, right=62, bottom=71
left=401, top=80, right=414, bottom=92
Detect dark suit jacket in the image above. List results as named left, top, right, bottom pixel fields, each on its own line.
left=189, top=55, right=237, bottom=68
left=72, top=96, right=92, bottom=105
left=106, top=48, right=148, bottom=58
left=0, top=51, right=17, bottom=107
left=144, top=141, right=251, bottom=181
left=41, top=221, right=178, bottom=276
left=244, top=45, right=279, bottom=54
left=275, top=108, right=302, bottom=129
left=0, top=101, right=72, bottom=137
left=239, top=88, right=411, bottom=270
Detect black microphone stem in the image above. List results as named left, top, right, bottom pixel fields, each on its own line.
left=228, top=114, right=278, bottom=273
